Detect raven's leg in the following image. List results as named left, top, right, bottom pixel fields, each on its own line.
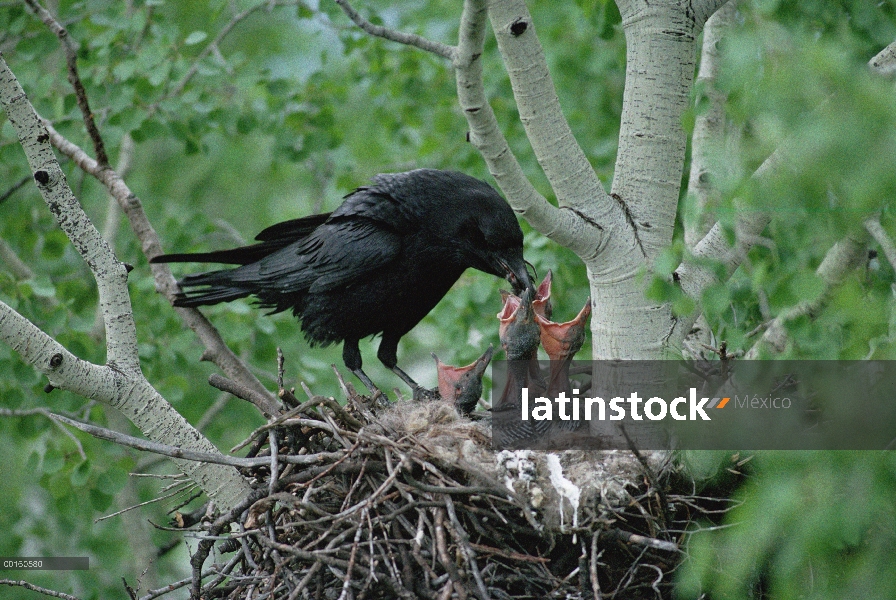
left=342, top=339, right=380, bottom=396
left=376, top=334, right=420, bottom=389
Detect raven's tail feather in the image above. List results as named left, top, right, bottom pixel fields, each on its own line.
left=150, top=212, right=333, bottom=267
left=172, top=269, right=256, bottom=307
left=152, top=245, right=277, bottom=266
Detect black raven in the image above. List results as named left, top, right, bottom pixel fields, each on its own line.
left=152, top=169, right=533, bottom=394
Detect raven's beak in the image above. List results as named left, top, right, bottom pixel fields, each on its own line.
left=498, top=256, right=534, bottom=295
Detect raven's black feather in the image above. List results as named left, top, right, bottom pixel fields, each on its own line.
left=152, top=169, right=532, bottom=392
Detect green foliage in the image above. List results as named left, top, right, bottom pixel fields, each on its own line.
left=1, top=0, right=895, bottom=598
left=678, top=451, right=896, bottom=600
left=672, top=5, right=896, bottom=599
left=670, top=1, right=896, bottom=361
left=1, top=2, right=599, bottom=596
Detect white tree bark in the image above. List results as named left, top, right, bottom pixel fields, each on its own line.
left=473, top=0, right=729, bottom=359
left=0, top=53, right=252, bottom=511
left=744, top=230, right=868, bottom=358
left=454, top=0, right=596, bottom=254
left=685, top=1, right=737, bottom=248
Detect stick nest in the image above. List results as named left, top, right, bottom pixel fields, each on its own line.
left=180, top=381, right=729, bottom=600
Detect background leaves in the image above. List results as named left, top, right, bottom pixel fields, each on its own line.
left=1, top=1, right=895, bottom=598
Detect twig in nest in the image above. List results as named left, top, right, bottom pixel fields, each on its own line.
left=433, top=507, right=467, bottom=600
left=590, top=532, right=603, bottom=600
left=619, top=425, right=671, bottom=533
left=605, top=528, right=679, bottom=552
left=444, top=495, right=491, bottom=600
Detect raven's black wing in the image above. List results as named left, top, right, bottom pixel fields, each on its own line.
left=254, top=213, right=331, bottom=243
left=152, top=213, right=331, bottom=266
left=254, top=217, right=404, bottom=295
left=254, top=183, right=429, bottom=295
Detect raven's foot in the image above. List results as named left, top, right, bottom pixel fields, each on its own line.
left=412, top=386, right=441, bottom=403
left=391, top=366, right=439, bottom=402
left=352, top=368, right=388, bottom=402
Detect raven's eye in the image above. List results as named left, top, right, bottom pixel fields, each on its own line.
left=462, top=220, right=488, bottom=247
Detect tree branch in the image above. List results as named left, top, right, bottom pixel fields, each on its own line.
left=0, top=580, right=82, bottom=600
left=0, top=406, right=86, bottom=459
left=1, top=55, right=137, bottom=373
left=674, top=32, right=896, bottom=351
left=865, top=217, right=896, bottom=272
left=23, top=0, right=109, bottom=166
left=454, top=0, right=592, bottom=253
left=487, top=0, right=607, bottom=215
left=0, top=174, right=30, bottom=205
left=689, top=0, right=736, bottom=28
left=333, top=0, right=455, bottom=59
left=166, top=0, right=304, bottom=101
left=670, top=148, right=781, bottom=346
left=208, top=373, right=281, bottom=417
left=42, top=122, right=278, bottom=413
left=0, top=236, right=34, bottom=280
left=0, top=53, right=253, bottom=510
left=91, top=134, right=134, bottom=340
left=869, top=40, right=896, bottom=77
left=744, top=229, right=869, bottom=358
left=50, top=413, right=344, bottom=468
left=685, top=1, right=738, bottom=248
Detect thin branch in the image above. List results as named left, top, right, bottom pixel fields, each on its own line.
left=49, top=412, right=345, bottom=468
left=744, top=229, right=869, bottom=358
left=166, top=0, right=302, bottom=100
left=0, top=580, right=82, bottom=600
left=333, top=0, right=455, bottom=59
left=0, top=236, right=34, bottom=280
left=590, top=533, right=602, bottom=600
left=0, top=406, right=86, bottom=458
left=444, top=495, right=491, bottom=600
left=138, top=570, right=217, bottom=600
left=0, top=174, right=30, bottom=205
left=42, top=121, right=277, bottom=409
left=94, top=481, right=195, bottom=523
left=865, top=217, right=896, bottom=272
left=869, top=40, right=896, bottom=77
left=194, top=390, right=232, bottom=432
left=208, top=373, right=281, bottom=417
left=605, top=528, right=679, bottom=552
left=23, top=0, right=109, bottom=166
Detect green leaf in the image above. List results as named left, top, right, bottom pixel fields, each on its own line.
left=42, top=446, right=65, bottom=474
left=70, top=460, right=92, bottom=487
left=702, top=283, right=731, bottom=318
left=184, top=31, right=208, bottom=46
left=89, top=488, right=113, bottom=511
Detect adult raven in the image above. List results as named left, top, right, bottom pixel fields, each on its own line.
left=152, top=169, right=533, bottom=395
